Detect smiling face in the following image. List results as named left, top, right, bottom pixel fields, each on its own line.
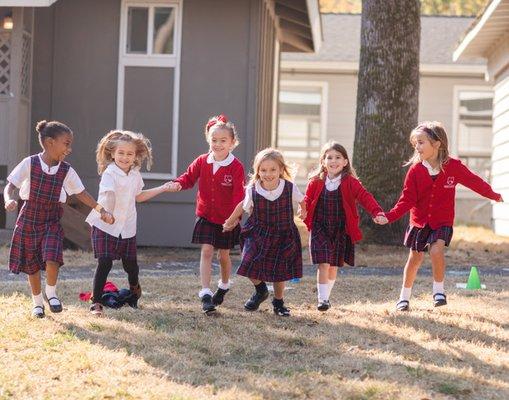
left=322, top=149, right=348, bottom=178
left=208, top=128, right=235, bottom=161
left=412, top=132, right=440, bottom=163
left=44, top=132, right=73, bottom=163
left=257, top=158, right=282, bottom=190
left=112, top=141, right=137, bottom=173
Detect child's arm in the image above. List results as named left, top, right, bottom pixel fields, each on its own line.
left=174, top=156, right=202, bottom=190
left=384, top=167, right=418, bottom=223
left=298, top=199, right=307, bottom=220
left=350, top=178, right=386, bottom=223
left=3, top=182, right=18, bottom=211
left=457, top=162, right=503, bottom=202
left=223, top=201, right=244, bottom=232
left=75, top=190, right=114, bottom=224
left=135, top=182, right=180, bottom=203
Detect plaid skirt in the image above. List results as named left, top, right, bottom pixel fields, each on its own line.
left=310, top=224, right=355, bottom=266
left=91, top=226, right=137, bottom=260
left=191, top=217, right=240, bottom=249
left=9, top=220, right=64, bottom=275
left=404, top=225, right=453, bottom=252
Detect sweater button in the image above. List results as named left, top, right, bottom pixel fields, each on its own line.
left=428, top=214, right=431, bottom=217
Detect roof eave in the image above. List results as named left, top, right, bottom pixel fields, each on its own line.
left=1, top=0, right=58, bottom=6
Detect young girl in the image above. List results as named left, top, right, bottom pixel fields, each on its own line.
left=304, top=141, right=387, bottom=311
left=381, top=121, right=503, bottom=311
left=86, top=130, right=179, bottom=316
left=223, top=148, right=306, bottom=317
left=172, top=115, right=245, bottom=314
left=3, top=120, right=114, bottom=318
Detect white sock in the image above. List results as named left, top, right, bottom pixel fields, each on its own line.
left=433, top=281, right=445, bottom=296
left=198, top=288, right=214, bottom=298
left=45, top=284, right=60, bottom=306
left=32, top=293, right=44, bottom=307
left=328, top=279, right=336, bottom=298
left=218, top=279, right=231, bottom=290
left=318, top=284, right=329, bottom=302
left=399, top=286, right=412, bottom=301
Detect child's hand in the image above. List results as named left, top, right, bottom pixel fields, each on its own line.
left=373, top=213, right=388, bottom=225
left=163, top=181, right=181, bottom=192
left=298, top=207, right=307, bottom=221
left=498, top=196, right=504, bottom=202
left=4, top=199, right=17, bottom=212
left=100, top=210, right=115, bottom=224
left=222, top=218, right=238, bottom=232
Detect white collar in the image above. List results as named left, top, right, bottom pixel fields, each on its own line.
left=255, top=178, right=285, bottom=198
left=206, top=152, right=234, bottom=167
left=325, top=174, right=342, bottom=185
left=107, top=162, right=139, bottom=176
left=38, top=153, right=60, bottom=172
left=422, top=160, right=440, bottom=176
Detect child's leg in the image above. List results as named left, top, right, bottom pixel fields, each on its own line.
left=199, top=244, right=214, bottom=290
left=28, top=271, right=44, bottom=316
left=217, top=249, right=231, bottom=286
left=121, top=258, right=140, bottom=287
left=317, top=263, right=331, bottom=302
left=399, top=250, right=425, bottom=301
left=328, top=266, right=338, bottom=298
left=44, top=261, right=62, bottom=307
left=244, top=278, right=269, bottom=311
left=273, top=281, right=285, bottom=300
left=93, top=257, right=113, bottom=302
left=429, top=240, right=447, bottom=304
left=273, top=281, right=290, bottom=316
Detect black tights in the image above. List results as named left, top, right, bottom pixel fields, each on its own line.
left=92, top=257, right=139, bottom=301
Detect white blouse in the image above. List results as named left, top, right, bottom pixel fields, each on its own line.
left=325, top=174, right=342, bottom=191
left=206, top=152, right=235, bottom=175
left=242, top=179, right=304, bottom=213
left=422, top=160, right=440, bottom=176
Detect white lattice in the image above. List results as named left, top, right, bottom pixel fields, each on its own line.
left=21, top=32, right=31, bottom=99
left=0, top=32, right=11, bottom=96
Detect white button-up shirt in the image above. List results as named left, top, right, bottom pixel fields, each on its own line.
left=242, top=178, right=304, bottom=213
left=86, top=163, right=144, bottom=239
left=325, top=174, right=342, bottom=191
left=7, top=154, right=85, bottom=203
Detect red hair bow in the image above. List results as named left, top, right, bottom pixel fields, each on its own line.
left=206, top=114, right=228, bottom=131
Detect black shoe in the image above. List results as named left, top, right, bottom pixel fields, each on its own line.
left=212, top=288, right=229, bottom=306
left=244, top=290, right=269, bottom=311
left=43, top=294, right=63, bottom=313
left=317, top=300, right=331, bottom=311
left=433, top=293, right=447, bottom=307
left=201, top=294, right=216, bottom=314
left=396, top=300, right=410, bottom=311
left=32, top=305, right=45, bottom=318
left=273, top=300, right=290, bottom=317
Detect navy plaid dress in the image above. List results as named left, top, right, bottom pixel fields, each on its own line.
left=192, top=217, right=240, bottom=249
left=310, top=186, right=354, bottom=266
left=91, top=226, right=137, bottom=260
left=9, top=155, right=69, bottom=275
left=404, top=225, right=453, bottom=252
left=237, top=180, right=303, bottom=282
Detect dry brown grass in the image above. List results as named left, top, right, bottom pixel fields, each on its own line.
left=1, top=274, right=508, bottom=400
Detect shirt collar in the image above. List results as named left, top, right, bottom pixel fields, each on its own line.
left=38, top=153, right=60, bottom=172
left=107, top=162, right=138, bottom=176
left=422, top=160, right=440, bottom=176
left=206, top=152, right=234, bottom=167
left=325, top=174, right=342, bottom=185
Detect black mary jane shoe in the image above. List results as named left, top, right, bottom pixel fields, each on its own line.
left=201, top=294, right=217, bottom=315
left=44, top=294, right=63, bottom=313
left=32, top=305, right=45, bottom=318
left=212, top=288, right=229, bottom=306
left=433, top=293, right=447, bottom=307
left=244, top=290, right=269, bottom=311
left=317, top=300, right=331, bottom=312
left=396, top=300, right=410, bottom=311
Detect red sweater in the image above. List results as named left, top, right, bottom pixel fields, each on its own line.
left=304, top=175, right=383, bottom=243
left=386, top=158, right=502, bottom=229
left=175, top=154, right=245, bottom=225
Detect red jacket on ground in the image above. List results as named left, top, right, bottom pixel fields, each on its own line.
left=304, top=175, right=383, bottom=243
left=386, top=157, right=502, bottom=229
left=175, top=154, right=245, bottom=225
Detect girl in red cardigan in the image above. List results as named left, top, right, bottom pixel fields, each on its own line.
left=304, top=141, right=386, bottom=311
left=382, top=121, right=503, bottom=311
left=173, top=115, right=245, bottom=314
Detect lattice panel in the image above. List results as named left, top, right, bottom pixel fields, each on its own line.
left=21, top=32, right=31, bottom=99
left=0, top=32, right=11, bottom=96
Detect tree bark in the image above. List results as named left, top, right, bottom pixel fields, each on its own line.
left=353, top=0, right=420, bottom=245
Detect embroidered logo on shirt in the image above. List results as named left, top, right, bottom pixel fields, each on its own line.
left=221, top=174, right=233, bottom=186
left=444, top=176, right=455, bottom=188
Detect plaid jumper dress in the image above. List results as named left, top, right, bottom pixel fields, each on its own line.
left=9, top=155, right=69, bottom=274
left=310, top=186, right=355, bottom=266
left=192, top=217, right=240, bottom=249
left=237, top=180, right=303, bottom=282
left=91, top=226, right=137, bottom=261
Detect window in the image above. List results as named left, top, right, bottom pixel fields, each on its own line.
left=278, top=83, right=326, bottom=185
left=454, top=89, right=493, bottom=180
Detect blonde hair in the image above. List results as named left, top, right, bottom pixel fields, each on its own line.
left=95, top=130, right=153, bottom=175
left=405, top=121, right=450, bottom=169
left=248, top=148, right=293, bottom=186
left=308, top=141, right=357, bottom=181
left=204, top=115, right=240, bottom=149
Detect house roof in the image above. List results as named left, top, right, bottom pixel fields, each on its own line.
left=453, top=0, right=509, bottom=61
left=283, top=13, right=485, bottom=66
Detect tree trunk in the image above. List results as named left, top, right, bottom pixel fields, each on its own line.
left=353, top=0, right=420, bottom=245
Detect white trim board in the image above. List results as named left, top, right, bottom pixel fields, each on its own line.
left=1, top=0, right=58, bottom=5
left=117, top=0, right=182, bottom=180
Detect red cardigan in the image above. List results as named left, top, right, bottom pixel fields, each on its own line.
left=304, top=175, right=383, bottom=243
left=175, top=154, right=245, bottom=225
left=386, top=158, right=502, bottom=229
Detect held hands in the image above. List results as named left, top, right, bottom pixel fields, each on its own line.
left=373, top=212, right=388, bottom=225
left=163, top=181, right=181, bottom=192
left=100, top=209, right=115, bottom=225
left=4, top=199, right=18, bottom=212
left=297, top=206, right=307, bottom=221
left=222, top=218, right=239, bottom=232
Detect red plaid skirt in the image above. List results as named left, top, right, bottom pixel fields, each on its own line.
left=404, top=225, right=453, bottom=252
left=91, top=226, right=137, bottom=260
left=191, top=217, right=240, bottom=249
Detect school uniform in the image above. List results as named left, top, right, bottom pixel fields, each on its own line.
left=175, top=152, right=245, bottom=249
left=86, top=163, right=144, bottom=260
left=8, top=154, right=85, bottom=274
left=386, top=158, right=502, bottom=251
left=237, top=179, right=303, bottom=282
